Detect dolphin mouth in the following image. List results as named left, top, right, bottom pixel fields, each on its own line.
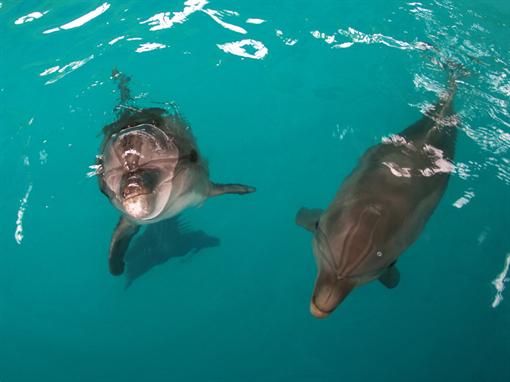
left=310, top=300, right=332, bottom=319
left=123, top=190, right=151, bottom=200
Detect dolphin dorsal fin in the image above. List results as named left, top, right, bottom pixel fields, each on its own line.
left=296, top=207, right=323, bottom=232
left=378, top=263, right=400, bottom=289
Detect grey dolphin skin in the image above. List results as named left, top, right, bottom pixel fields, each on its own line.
left=124, top=217, right=220, bottom=289
left=96, top=70, right=255, bottom=276
left=296, top=73, right=459, bottom=318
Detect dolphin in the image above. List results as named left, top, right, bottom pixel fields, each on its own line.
left=124, top=216, right=220, bottom=289
left=296, top=73, right=459, bottom=318
left=95, top=70, right=255, bottom=276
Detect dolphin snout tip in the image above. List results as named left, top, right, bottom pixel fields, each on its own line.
left=310, top=301, right=330, bottom=319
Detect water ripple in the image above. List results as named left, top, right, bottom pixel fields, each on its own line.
left=452, top=189, right=475, bottom=208
left=217, top=39, right=268, bottom=60
left=311, top=27, right=431, bottom=51
left=108, top=35, right=125, bottom=45
left=203, top=9, right=247, bottom=34
left=19, top=0, right=510, bottom=190
left=40, top=55, right=94, bottom=85
left=135, top=42, right=167, bottom=53
left=43, top=2, right=110, bottom=34
left=246, top=18, right=265, bottom=25
left=492, top=253, right=510, bottom=308
left=276, top=30, right=298, bottom=46
left=140, top=0, right=207, bottom=31
left=14, top=11, right=47, bottom=25
left=401, top=0, right=510, bottom=186
left=14, top=183, right=33, bottom=245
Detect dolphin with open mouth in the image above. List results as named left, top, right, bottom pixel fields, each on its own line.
left=95, top=70, right=255, bottom=275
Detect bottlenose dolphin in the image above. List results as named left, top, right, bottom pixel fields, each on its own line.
left=124, top=217, right=220, bottom=289
left=95, top=70, right=255, bottom=275
left=296, top=74, right=459, bottom=318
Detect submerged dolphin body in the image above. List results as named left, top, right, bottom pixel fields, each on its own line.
left=297, top=75, right=459, bottom=318
left=96, top=70, right=255, bottom=275
left=124, top=217, right=220, bottom=289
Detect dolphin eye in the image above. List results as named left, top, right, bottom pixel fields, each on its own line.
left=376, top=250, right=383, bottom=257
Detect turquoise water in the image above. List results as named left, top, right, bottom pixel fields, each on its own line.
left=2, top=0, right=510, bottom=381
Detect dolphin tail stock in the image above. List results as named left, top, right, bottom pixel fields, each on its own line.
left=110, top=68, right=142, bottom=119
left=99, top=69, right=138, bottom=139
left=296, top=207, right=323, bottom=232
left=421, top=60, right=470, bottom=158
left=209, top=182, right=256, bottom=197
left=109, top=216, right=140, bottom=276
left=435, top=59, right=469, bottom=115
left=112, top=68, right=132, bottom=103
left=400, top=60, right=466, bottom=157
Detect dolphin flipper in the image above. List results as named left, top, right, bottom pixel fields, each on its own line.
left=296, top=207, right=323, bottom=232
left=378, top=264, right=400, bottom=289
left=109, top=216, right=140, bottom=276
left=209, top=183, right=256, bottom=196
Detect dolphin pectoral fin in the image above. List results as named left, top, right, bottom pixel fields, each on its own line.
left=378, top=264, right=400, bottom=289
left=209, top=183, right=256, bottom=197
left=296, top=207, right=323, bottom=232
left=109, top=216, right=140, bottom=276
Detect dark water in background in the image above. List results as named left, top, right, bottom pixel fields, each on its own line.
left=1, top=1, right=510, bottom=381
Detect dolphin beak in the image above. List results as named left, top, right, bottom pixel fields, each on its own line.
left=122, top=193, right=154, bottom=219
left=310, top=301, right=331, bottom=319
left=309, top=272, right=355, bottom=318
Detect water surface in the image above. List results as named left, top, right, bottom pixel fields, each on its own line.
left=1, top=1, right=510, bottom=381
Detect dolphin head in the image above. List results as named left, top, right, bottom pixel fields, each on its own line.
left=310, top=202, right=395, bottom=317
left=101, top=123, right=179, bottom=221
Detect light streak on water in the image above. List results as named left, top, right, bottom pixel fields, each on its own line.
left=217, top=39, right=268, bottom=60
left=43, top=2, right=111, bottom=34
left=491, top=253, right=510, bottom=308
left=135, top=42, right=167, bottom=53
left=14, top=183, right=33, bottom=245
left=14, top=11, right=47, bottom=25
left=141, top=0, right=207, bottom=31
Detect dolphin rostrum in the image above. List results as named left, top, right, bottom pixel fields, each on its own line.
left=95, top=70, right=255, bottom=275
left=296, top=73, right=459, bottom=318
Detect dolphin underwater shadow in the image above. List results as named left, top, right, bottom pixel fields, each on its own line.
left=123, top=217, right=220, bottom=289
